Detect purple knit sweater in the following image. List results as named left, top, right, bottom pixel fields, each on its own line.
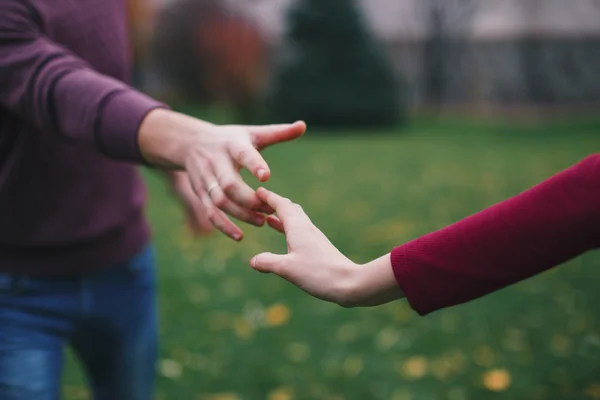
left=0, top=0, right=165, bottom=275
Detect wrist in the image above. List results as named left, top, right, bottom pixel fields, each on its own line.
left=341, top=254, right=405, bottom=308
left=137, top=109, right=214, bottom=169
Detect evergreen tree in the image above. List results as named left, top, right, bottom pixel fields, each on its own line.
left=269, top=0, right=405, bottom=130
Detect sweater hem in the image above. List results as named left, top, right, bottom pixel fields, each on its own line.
left=0, top=210, right=151, bottom=277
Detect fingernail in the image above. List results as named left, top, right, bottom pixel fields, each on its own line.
left=234, top=233, right=242, bottom=241
left=255, top=216, right=265, bottom=226
left=257, top=169, right=267, bottom=180
left=250, top=257, right=256, bottom=267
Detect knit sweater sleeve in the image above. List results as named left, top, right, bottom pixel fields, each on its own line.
left=0, top=0, right=165, bottom=162
left=391, top=154, right=600, bottom=316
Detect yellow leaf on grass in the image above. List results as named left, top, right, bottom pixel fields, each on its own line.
left=265, top=303, right=291, bottom=327
left=158, top=359, right=183, bottom=379
left=585, top=383, right=600, bottom=399
left=399, top=356, right=428, bottom=380
left=63, top=386, right=90, bottom=400
left=342, top=356, right=364, bottom=377
left=233, top=317, right=254, bottom=340
left=203, top=393, right=241, bottom=400
left=285, top=342, right=311, bottom=363
left=482, top=369, right=511, bottom=392
left=268, top=387, right=294, bottom=400
left=551, top=334, right=573, bottom=357
left=473, top=346, right=495, bottom=367
left=390, top=389, right=412, bottom=400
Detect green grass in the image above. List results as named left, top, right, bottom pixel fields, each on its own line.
left=63, top=116, right=600, bottom=399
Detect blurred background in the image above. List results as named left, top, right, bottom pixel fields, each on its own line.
left=66, top=0, right=600, bottom=398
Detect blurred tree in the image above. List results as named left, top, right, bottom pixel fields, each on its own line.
left=150, top=0, right=267, bottom=124
left=268, top=0, right=404, bottom=130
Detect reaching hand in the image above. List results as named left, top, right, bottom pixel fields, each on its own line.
left=250, top=188, right=405, bottom=307
left=249, top=188, right=360, bottom=306
left=138, top=109, right=306, bottom=240
left=169, top=171, right=213, bottom=236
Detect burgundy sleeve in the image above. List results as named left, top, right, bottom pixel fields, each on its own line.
left=0, top=0, right=166, bottom=162
left=391, top=154, right=600, bottom=316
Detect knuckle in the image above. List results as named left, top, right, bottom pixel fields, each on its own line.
left=212, top=194, right=228, bottom=209
left=236, top=149, right=248, bottom=163
left=220, top=179, right=237, bottom=193
left=192, top=184, right=204, bottom=196
left=205, top=208, right=218, bottom=222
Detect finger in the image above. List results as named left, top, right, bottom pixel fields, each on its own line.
left=199, top=192, right=245, bottom=241
left=175, top=174, right=214, bottom=235
left=266, top=215, right=284, bottom=234
left=256, top=187, right=297, bottom=220
left=186, top=197, right=214, bottom=235
left=248, top=121, right=307, bottom=150
left=208, top=182, right=267, bottom=228
left=187, top=163, right=245, bottom=240
left=214, top=152, right=268, bottom=210
left=227, top=141, right=270, bottom=182
left=188, top=156, right=265, bottom=229
left=250, top=252, right=287, bottom=275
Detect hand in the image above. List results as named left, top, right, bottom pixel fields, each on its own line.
left=169, top=171, right=214, bottom=236
left=138, top=109, right=306, bottom=240
left=250, top=188, right=405, bottom=307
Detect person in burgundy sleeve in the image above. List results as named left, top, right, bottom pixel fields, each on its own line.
left=0, top=1, right=305, bottom=399
left=250, top=154, right=600, bottom=314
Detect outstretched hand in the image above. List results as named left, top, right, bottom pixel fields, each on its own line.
left=250, top=188, right=359, bottom=306
left=139, top=109, right=306, bottom=240
left=250, top=188, right=405, bottom=307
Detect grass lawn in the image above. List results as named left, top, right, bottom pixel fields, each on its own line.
left=63, top=115, right=600, bottom=399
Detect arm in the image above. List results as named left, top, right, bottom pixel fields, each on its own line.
left=389, top=154, right=600, bottom=315
left=0, top=0, right=163, bottom=162
left=0, top=1, right=306, bottom=240
left=251, top=155, right=600, bottom=313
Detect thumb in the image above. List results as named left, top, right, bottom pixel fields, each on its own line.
left=250, top=121, right=306, bottom=150
left=251, top=252, right=287, bottom=274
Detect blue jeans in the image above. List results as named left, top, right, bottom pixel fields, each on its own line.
left=0, top=245, right=157, bottom=400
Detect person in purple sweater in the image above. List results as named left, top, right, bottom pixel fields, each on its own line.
left=0, top=1, right=305, bottom=399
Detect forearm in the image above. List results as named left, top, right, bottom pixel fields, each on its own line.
left=390, top=154, right=600, bottom=315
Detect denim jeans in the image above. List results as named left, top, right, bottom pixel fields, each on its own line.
left=0, top=244, right=157, bottom=400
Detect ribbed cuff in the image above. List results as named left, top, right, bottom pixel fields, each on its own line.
left=96, top=89, right=168, bottom=163
left=390, top=245, right=432, bottom=316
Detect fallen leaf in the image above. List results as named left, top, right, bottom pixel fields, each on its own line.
left=482, top=368, right=511, bottom=392
left=473, top=346, right=495, bottom=367
left=268, top=387, right=294, bottom=400
left=202, top=393, right=241, bottom=400
left=342, top=356, right=364, bottom=377
left=584, top=383, right=600, bottom=399
left=399, top=356, right=428, bottom=380
left=158, top=359, right=183, bottom=379
left=265, top=303, right=291, bottom=327
left=285, top=342, right=311, bottom=363
left=233, top=317, right=254, bottom=340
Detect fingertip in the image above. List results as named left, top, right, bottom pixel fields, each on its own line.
left=256, top=168, right=270, bottom=182
left=296, top=120, right=307, bottom=132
